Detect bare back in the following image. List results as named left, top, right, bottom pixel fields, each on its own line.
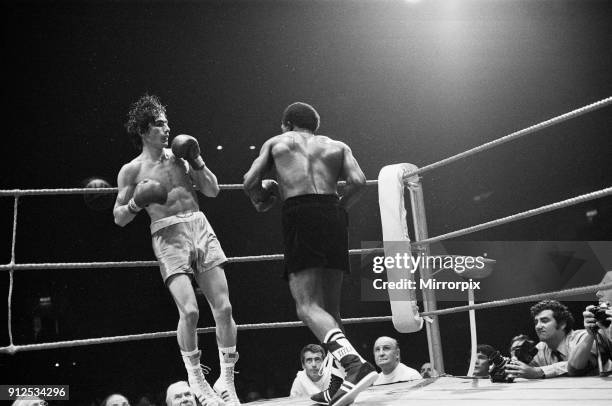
left=117, top=149, right=199, bottom=222
left=270, top=132, right=344, bottom=199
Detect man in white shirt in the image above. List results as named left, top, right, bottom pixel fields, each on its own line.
left=166, top=381, right=195, bottom=406
left=290, top=344, right=331, bottom=397
left=372, top=336, right=421, bottom=385
left=506, top=300, right=589, bottom=378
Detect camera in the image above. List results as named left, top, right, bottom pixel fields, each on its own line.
left=513, top=339, right=538, bottom=364
left=489, top=339, right=538, bottom=383
left=590, top=303, right=611, bottom=328
left=489, top=351, right=514, bottom=383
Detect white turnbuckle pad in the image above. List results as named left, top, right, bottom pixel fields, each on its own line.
left=378, top=163, right=423, bottom=333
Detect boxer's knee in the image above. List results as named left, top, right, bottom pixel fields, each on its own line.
left=212, top=300, right=233, bottom=323
left=180, top=305, right=199, bottom=326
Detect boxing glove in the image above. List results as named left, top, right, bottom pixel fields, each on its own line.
left=128, top=179, right=168, bottom=213
left=253, top=179, right=279, bottom=212
left=172, top=134, right=205, bottom=170
left=261, top=179, right=279, bottom=199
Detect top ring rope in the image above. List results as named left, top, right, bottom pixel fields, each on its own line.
left=415, top=186, right=612, bottom=246
left=0, top=182, right=379, bottom=197
left=2, top=281, right=609, bottom=355
left=402, top=96, right=612, bottom=180
left=0, top=97, right=609, bottom=198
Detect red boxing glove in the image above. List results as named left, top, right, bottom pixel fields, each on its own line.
left=172, top=134, right=205, bottom=170
left=128, top=179, right=168, bottom=213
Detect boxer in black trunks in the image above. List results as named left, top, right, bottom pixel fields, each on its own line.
left=243, top=102, right=377, bottom=406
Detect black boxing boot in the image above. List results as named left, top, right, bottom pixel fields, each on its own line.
left=323, top=329, right=378, bottom=406
left=311, top=353, right=345, bottom=405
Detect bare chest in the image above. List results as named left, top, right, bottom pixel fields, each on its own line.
left=136, top=158, right=190, bottom=191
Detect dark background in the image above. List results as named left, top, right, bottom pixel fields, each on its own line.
left=2, top=0, right=612, bottom=404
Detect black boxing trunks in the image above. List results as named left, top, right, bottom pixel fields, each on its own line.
left=281, top=194, right=349, bottom=278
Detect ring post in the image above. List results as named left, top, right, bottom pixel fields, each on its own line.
left=405, top=168, right=445, bottom=374
left=466, top=287, right=477, bottom=377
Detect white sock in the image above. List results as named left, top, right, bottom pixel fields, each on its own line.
left=181, top=348, right=201, bottom=371
left=219, top=346, right=237, bottom=362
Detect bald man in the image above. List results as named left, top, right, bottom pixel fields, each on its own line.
left=11, top=397, right=46, bottom=406
left=166, top=381, right=196, bottom=406
left=373, top=336, right=421, bottom=385
left=102, top=393, right=130, bottom=406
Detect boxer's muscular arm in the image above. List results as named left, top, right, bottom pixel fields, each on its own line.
left=189, top=163, right=220, bottom=197
left=339, top=143, right=366, bottom=210
left=171, top=136, right=220, bottom=197
left=113, top=163, right=138, bottom=227
left=243, top=138, right=275, bottom=206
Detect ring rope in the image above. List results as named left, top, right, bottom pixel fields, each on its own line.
left=3, top=282, right=609, bottom=355
left=0, top=181, right=381, bottom=196
left=1, top=97, right=610, bottom=358
left=1, top=97, right=609, bottom=199
left=415, top=186, right=612, bottom=246
left=2, top=186, right=609, bottom=271
left=1, top=97, right=609, bottom=198
left=0, top=248, right=384, bottom=272
left=0, top=316, right=394, bottom=355
left=420, top=281, right=612, bottom=317
left=402, top=96, right=612, bottom=180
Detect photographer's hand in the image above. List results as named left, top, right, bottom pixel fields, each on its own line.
left=583, top=305, right=598, bottom=335
left=603, top=308, right=612, bottom=331
left=505, top=360, right=544, bottom=379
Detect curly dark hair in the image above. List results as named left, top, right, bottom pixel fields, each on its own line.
left=530, top=300, right=574, bottom=333
left=509, top=334, right=530, bottom=346
left=124, top=94, right=167, bottom=150
left=282, top=102, right=320, bottom=132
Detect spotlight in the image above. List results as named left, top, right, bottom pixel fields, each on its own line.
left=586, top=209, right=598, bottom=223
left=216, top=145, right=223, bottom=150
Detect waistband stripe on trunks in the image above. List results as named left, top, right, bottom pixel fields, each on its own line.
left=282, top=193, right=340, bottom=210
left=150, top=211, right=202, bottom=234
